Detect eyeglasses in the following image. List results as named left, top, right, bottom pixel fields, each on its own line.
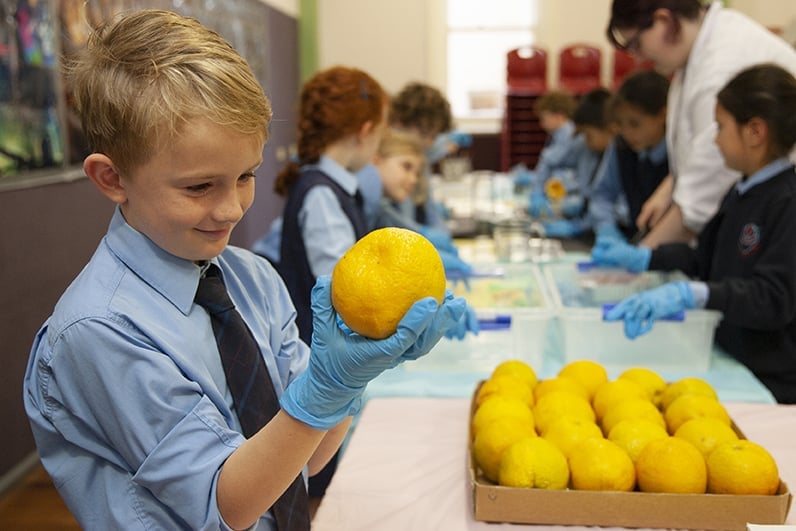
left=610, top=19, right=655, bottom=52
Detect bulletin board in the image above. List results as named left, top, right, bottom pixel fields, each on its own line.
left=0, top=0, right=270, bottom=181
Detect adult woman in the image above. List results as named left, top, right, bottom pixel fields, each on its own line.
left=606, top=0, right=796, bottom=248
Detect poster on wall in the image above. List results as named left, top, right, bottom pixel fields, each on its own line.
left=1, top=0, right=270, bottom=181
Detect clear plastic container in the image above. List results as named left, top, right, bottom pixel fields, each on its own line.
left=406, top=264, right=552, bottom=373
left=543, top=262, right=722, bottom=372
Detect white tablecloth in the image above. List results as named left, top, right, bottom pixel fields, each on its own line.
left=312, top=398, right=795, bottom=531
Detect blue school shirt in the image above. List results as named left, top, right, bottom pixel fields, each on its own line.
left=533, top=120, right=580, bottom=187
left=589, top=137, right=667, bottom=232
left=23, top=207, right=308, bottom=530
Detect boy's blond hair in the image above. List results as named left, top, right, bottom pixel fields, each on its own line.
left=534, top=90, right=578, bottom=117
left=68, top=9, right=272, bottom=175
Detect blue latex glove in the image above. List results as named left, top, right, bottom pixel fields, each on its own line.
left=595, top=223, right=627, bottom=243
left=280, top=276, right=466, bottom=429
left=445, top=303, right=480, bottom=340
left=529, top=190, right=553, bottom=218
left=591, top=236, right=651, bottom=273
left=439, top=249, right=472, bottom=276
left=512, top=167, right=535, bottom=188
left=605, top=281, right=695, bottom=339
left=542, top=219, right=582, bottom=238
left=420, top=226, right=458, bottom=255
left=561, top=195, right=584, bottom=218
left=448, top=130, right=473, bottom=148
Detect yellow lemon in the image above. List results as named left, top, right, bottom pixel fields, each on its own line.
left=592, top=378, right=647, bottom=421
left=664, top=394, right=731, bottom=434
left=491, top=359, right=538, bottom=392
left=544, top=177, right=567, bottom=201
left=674, top=417, right=739, bottom=458
left=542, top=415, right=604, bottom=458
left=533, top=390, right=595, bottom=435
left=331, top=227, right=445, bottom=339
left=476, top=374, right=534, bottom=408
left=498, top=437, right=569, bottom=489
left=601, top=398, right=665, bottom=436
left=471, top=395, right=534, bottom=438
left=558, top=359, right=608, bottom=400
left=568, top=438, right=636, bottom=491
left=618, top=367, right=667, bottom=405
left=636, top=436, right=707, bottom=494
left=607, top=418, right=669, bottom=463
left=706, top=440, right=780, bottom=495
left=473, top=417, right=536, bottom=483
left=534, top=376, right=590, bottom=402
left=659, top=377, right=718, bottom=411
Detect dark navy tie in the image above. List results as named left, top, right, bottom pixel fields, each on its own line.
left=195, top=264, right=309, bottom=531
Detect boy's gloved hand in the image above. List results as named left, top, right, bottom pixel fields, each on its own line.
left=420, top=226, right=457, bottom=255
left=280, top=276, right=466, bottom=429
left=512, top=168, right=535, bottom=188
left=448, top=130, right=473, bottom=148
left=529, top=190, right=553, bottom=218
left=542, top=219, right=581, bottom=238
left=591, top=236, right=651, bottom=273
left=445, top=303, right=480, bottom=340
left=561, top=195, right=584, bottom=218
left=595, top=223, right=627, bottom=243
left=605, top=281, right=695, bottom=339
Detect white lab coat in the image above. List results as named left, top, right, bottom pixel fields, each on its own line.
left=667, top=1, right=796, bottom=233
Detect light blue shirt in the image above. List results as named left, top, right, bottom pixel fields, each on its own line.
left=24, top=207, right=309, bottom=530
left=533, top=120, right=580, bottom=187
left=252, top=157, right=364, bottom=270
left=299, top=156, right=361, bottom=277
left=588, top=137, right=667, bottom=231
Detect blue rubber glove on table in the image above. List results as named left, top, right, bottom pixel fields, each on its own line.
left=594, top=223, right=627, bottom=243
left=591, top=236, right=651, bottom=273
left=529, top=190, right=553, bottom=218
left=280, top=276, right=467, bottom=429
left=542, top=219, right=582, bottom=238
left=420, top=226, right=458, bottom=255
left=604, top=281, right=696, bottom=339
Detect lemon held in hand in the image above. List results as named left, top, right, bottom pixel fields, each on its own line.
left=331, top=227, right=446, bottom=339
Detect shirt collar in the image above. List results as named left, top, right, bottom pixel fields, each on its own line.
left=638, top=137, right=667, bottom=164
left=735, top=157, right=793, bottom=195
left=551, top=121, right=575, bottom=143
left=105, top=207, right=207, bottom=315
left=303, top=155, right=359, bottom=196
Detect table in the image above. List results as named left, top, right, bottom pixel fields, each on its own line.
left=312, top=398, right=796, bottom=530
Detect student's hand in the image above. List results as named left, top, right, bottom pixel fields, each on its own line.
left=636, top=175, right=673, bottom=230
left=420, top=226, right=457, bottom=255
left=448, top=130, right=473, bottom=149
left=605, top=282, right=695, bottom=339
left=439, top=249, right=472, bottom=276
left=280, top=276, right=466, bottom=429
left=529, top=190, right=553, bottom=218
left=591, top=236, right=651, bottom=272
left=595, top=223, right=626, bottom=243
left=561, top=195, right=584, bottom=218
left=542, top=219, right=581, bottom=238
left=512, top=168, right=535, bottom=188
left=445, top=304, right=480, bottom=340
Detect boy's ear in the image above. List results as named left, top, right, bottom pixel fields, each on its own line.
left=84, top=153, right=128, bottom=204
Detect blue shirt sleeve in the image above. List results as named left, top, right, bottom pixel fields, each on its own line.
left=533, top=121, right=578, bottom=187
left=300, top=186, right=357, bottom=277
left=588, top=141, right=624, bottom=230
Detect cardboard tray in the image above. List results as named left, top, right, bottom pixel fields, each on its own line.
left=468, top=382, right=793, bottom=531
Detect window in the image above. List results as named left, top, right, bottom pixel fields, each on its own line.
left=446, top=0, right=539, bottom=119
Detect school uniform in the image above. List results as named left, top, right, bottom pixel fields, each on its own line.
left=668, top=1, right=796, bottom=233
left=650, top=159, right=796, bottom=403
left=279, top=156, right=367, bottom=346
left=23, top=207, right=308, bottom=530
left=589, top=137, right=668, bottom=237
